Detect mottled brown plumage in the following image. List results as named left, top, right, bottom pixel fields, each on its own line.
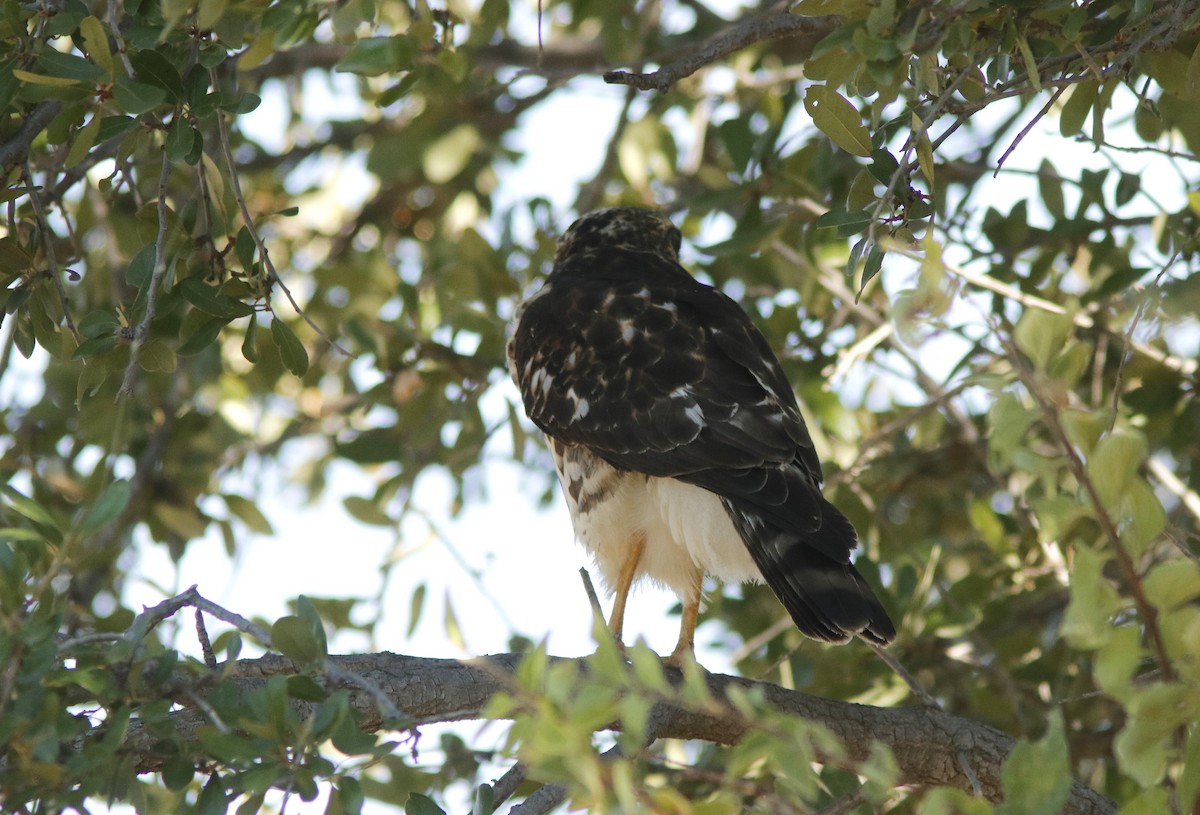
left=508, top=207, right=894, bottom=662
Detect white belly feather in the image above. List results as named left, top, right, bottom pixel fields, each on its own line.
left=550, top=439, right=761, bottom=600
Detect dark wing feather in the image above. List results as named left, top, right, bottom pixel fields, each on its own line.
left=513, top=253, right=825, bottom=530
left=511, top=248, right=894, bottom=642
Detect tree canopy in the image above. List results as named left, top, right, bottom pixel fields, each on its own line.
left=2, top=0, right=1199, bottom=813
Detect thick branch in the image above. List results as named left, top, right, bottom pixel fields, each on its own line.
left=0, top=101, right=61, bottom=169
left=129, top=651, right=1115, bottom=815
left=604, top=10, right=838, bottom=91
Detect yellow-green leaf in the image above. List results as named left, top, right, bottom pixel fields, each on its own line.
left=1014, top=307, right=1072, bottom=371
left=1087, top=429, right=1147, bottom=508
left=1062, top=545, right=1121, bottom=649
left=65, top=114, right=101, bottom=169
left=804, top=84, right=871, bottom=157
left=80, top=16, right=114, bottom=78
left=12, top=69, right=80, bottom=87
left=996, top=711, right=1071, bottom=815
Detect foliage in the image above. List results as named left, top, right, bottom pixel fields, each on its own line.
left=2, top=0, right=1199, bottom=812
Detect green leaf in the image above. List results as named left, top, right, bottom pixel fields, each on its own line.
left=868, top=147, right=899, bottom=184
left=405, top=793, right=446, bottom=815
left=377, top=73, right=420, bottom=107
left=1014, top=307, right=1072, bottom=371
left=114, top=77, right=168, bottom=114
left=1115, top=684, right=1196, bottom=786
left=180, top=277, right=255, bottom=319
left=1094, top=625, right=1140, bottom=701
left=137, top=338, right=178, bottom=372
left=1180, top=725, right=1200, bottom=815
left=996, top=710, right=1072, bottom=815
left=271, top=615, right=325, bottom=663
left=1120, top=477, right=1164, bottom=555
left=1037, top=160, right=1064, bottom=218
left=161, top=754, right=195, bottom=791
left=815, top=207, right=873, bottom=233
left=1142, top=559, right=1200, bottom=612
left=37, top=49, right=107, bottom=82
left=1087, top=429, right=1147, bottom=508
left=66, top=114, right=101, bottom=168
left=78, top=480, right=131, bottom=534
left=270, top=318, right=309, bottom=376
left=80, top=16, right=114, bottom=78
left=861, top=244, right=884, bottom=288
left=1062, top=546, right=1121, bottom=649
left=333, top=777, right=365, bottom=815
left=72, top=333, right=119, bottom=359
left=331, top=711, right=379, bottom=756
left=803, top=84, right=872, bottom=156
left=129, top=48, right=184, bottom=100
left=126, top=243, right=157, bottom=288
left=295, top=595, right=329, bottom=657
left=406, top=583, right=426, bottom=639
left=241, top=313, right=259, bottom=363
left=343, top=495, right=393, bottom=527
left=335, top=35, right=415, bottom=76
left=1060, top=81, right=1097, bottom=137
left=178, top=316, right=231, bottom=356
left=166, top=118, right=198, bottom=163
left=286, top=675, right=327, bottom=701
left=223, top=494, right=274, bottom=534
left=198, top=772, right=229, bottom=815
left=3, top=486, right=63, bottom=532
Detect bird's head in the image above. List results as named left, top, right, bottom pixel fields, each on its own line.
left=555, top=207, right=682, bottom=266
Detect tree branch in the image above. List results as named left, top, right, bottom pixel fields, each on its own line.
left=604, top=8, right=838, bottom=91
left=124, top=651, right=1115, bottom=815
left=0, top=101, right=61, bottom=169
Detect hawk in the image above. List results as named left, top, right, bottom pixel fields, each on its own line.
left=508, top=207, right=895, bottom=665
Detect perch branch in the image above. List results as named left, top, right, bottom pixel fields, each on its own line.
left=113, top=651, right=1115, bottom=815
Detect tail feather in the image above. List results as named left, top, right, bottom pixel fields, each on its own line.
left=725, top=498, right=895, bottom=645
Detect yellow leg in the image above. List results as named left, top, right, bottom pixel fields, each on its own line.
left=665, top=566, right=704, bottom=668
left=607, top=532, right=646, bottom=647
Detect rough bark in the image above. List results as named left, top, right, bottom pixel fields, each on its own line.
left=126, top=651, right=1115, bottom=815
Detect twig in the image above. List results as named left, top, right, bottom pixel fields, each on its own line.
left=196, top=609, right=217, bottom=669
left=189, top=591, right=273, bottom=644
left=326, top=663, right=408, bottom=727
left=508, top=780, right=566, bottom=815
left=116, top=148, right=174, bottom=401
left=1146, top=457, right=1200, bottom=529
left=604, top=6, right=835, bottom=92
left=956, top=749, right=983, bottom=796
left=21, top=161, right=81, bottom=344
left=994, top=85, right=1068, bottom=173
left=891, top=245, right=1198, bottom=377
left=999, top=330, right=1175, bottom=682
left=209, top=67, right=351, bottom=358
left=579, top=567, right=605, bottom=624
left=491, top=762, right=528, bottom=810
left=868, top=642, right=939, bottom=708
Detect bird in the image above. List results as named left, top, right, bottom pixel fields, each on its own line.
left=507, top=207, right=895, bottom=666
